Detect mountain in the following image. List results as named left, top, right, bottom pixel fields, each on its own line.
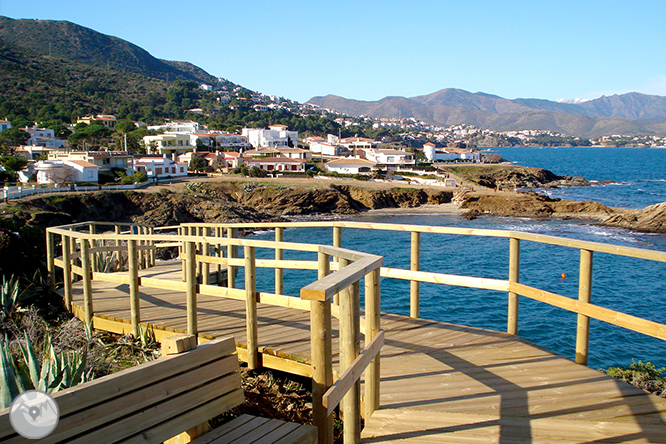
left=307, top=89, right=666, bottom=137
left=0, top=16, right=218, bottom=84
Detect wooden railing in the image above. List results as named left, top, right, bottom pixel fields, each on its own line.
left=190, top=220, right=666, bottom=367
left=46, top=220, right=666, bottom=443
left=46, top=221, right=383, bottom=444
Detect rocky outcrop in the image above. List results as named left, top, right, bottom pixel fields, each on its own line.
left=442, top=165, right=590, bottom=190
left=600, top=202, right=666, bottom=233
left=460, top=192, right=617, bottom=219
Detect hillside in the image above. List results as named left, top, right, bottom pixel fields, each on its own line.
left=0, top=38, right=172, bottom=121
left=0, top=16, right=218, bottom=84
left=308, top=89, right=666, bottom=137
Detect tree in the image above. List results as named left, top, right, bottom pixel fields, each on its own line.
left=189, top=156, right=207, bottom=172
left=0, top=128, right=30, bottom=147
left=0, top=156, right=28, bottom=176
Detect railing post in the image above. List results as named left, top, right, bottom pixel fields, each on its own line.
left=114, top=225, right=122, bottom=269
left=46, top=230, right=56, bottom=291
left=275, top=227, right=283, bottom=294
left=341, top=270, right=361, bottom=443
left=128, top=239, right=141, bottom=338
left=185, top=240, right=198, bottom=337
left=311, top=251, right=333, bottom=444
left=410, top=231, right=420, bottom=318
left=202, top=227, right=210, bottom=285
left=89, top=224, right=97, bottom=273
left=197, top=226, right=203, bottom=282
left=507, top=237, right=520, bottom=335
left=80, top=238, right=93, bottom=325
left=576, top=249, right=593, bottom=365
left=62, top=235, right=72, bottom=311
left=227, top=227, right=236, bottom=288
left=149, top=226, right=155, bottom=267
left=216, top=226, right=223, bottom=283
left=244, top=245, right=259, bottom=370
left=364, top=267, right=381, bottom=419
left=332, top=226, right=341, bottom=305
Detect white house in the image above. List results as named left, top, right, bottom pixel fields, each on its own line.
left=146, top=120, right=202, bottom=133
left=339, top=137, right=380, bottom=152
left=133, top=156, right=188, bottom=179
left=215, top=132, right=251, bottom=150
left=142, top=133, right=195, bottom=158
left=423, top=143, right=481, bottom=162
left=363, top=148, right=415, bottom=167
left=244, top=157, right=306, bottom=173
left=24, top=126, right=65, bottom=148
left=325, top=158, right=376, bottom=175
left=309, top=142, right=349, bottom=156
left=48, top=150, right=134, bottom=174
left=277, top=147, right=311, bottom=160
left=0, top=120, right=12, bottom=132
left=34, top=160, right=99, bottom=184
left=242, top=124, right=299, bottom=149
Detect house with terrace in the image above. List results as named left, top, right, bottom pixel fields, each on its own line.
left=48, top=150, right=134, bottom=175
left=244, top=156, right=306, bottom=173
left=133, top=156, right=188, bottom=180
left=325, top=157, right=376, bottom=175
left=142, top=133, right=195, bottom=159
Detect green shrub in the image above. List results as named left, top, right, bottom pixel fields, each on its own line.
left=605, top=361, right=666, bottom=397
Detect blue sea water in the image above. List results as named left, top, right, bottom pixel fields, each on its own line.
left=245, top=148, right=666, bottom=370
left=491, top=147, right=666, bottom=209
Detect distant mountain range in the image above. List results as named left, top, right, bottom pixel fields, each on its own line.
left=0, top=16, right=219, bottom=85
left=307, top=89, right=666, bottom=138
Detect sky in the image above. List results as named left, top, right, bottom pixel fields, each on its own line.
left=3, top=0, right=666, bottom=103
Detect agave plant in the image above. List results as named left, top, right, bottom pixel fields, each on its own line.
left=0, top=275, right=29, bottom=319
left=0, top=332, right=91, bottom=409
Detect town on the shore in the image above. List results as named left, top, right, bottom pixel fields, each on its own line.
left=2, top=81, right=665, bottom=188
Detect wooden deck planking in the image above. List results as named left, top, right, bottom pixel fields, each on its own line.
left=68, top=261, right=666, bottom=443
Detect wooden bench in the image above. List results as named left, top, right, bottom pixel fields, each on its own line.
left=0, top=336, right=317, bottom=444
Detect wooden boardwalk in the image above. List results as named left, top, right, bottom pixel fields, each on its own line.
left=70, top=261, right=666, bottom=443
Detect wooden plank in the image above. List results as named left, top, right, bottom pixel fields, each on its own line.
left=381, top=267, right=510, bottom=292
left=511, top=282, right=666, bottom=340
left=300, top=255, right=383, bottom=301
left=323, top=330, right=384, bottom=415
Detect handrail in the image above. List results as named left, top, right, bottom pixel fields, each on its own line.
left=45, top=220, right=666, bottom=444
left=46, top=221, right=383, bottom=444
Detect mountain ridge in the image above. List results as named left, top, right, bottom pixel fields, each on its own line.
left=0, top=16, right=219, bottom=85
left=307, top=89, right=666, bottom=137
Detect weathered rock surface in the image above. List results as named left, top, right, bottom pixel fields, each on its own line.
left=600, top=202, right=666, bottom=233
left=459, top=191, right=617, bottom=219
left=440, top=165, right=590, bottom=190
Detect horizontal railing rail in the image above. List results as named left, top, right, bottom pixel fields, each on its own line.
left=46, top=220, right=666, bottom=444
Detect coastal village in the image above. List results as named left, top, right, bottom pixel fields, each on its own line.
left=0, top=108, right=483, bottom=188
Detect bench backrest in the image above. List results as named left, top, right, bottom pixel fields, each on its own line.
left=0, top=336, right=243, bottom=444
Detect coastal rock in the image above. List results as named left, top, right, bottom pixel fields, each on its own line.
left=441, top=165, right=590, bottom=190
left=459, top=192, right=615, bottom=219
left=600, top=201, right=666, bottom=233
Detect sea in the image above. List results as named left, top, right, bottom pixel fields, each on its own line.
left=246, top=147, right=666, bottom=370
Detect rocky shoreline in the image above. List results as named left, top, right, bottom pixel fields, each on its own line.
left=1, top=168, right=665, bottom=277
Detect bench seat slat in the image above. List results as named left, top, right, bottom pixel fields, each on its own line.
left=190, top=415, right=317, bottom=444
left=34, top=356, right=239, bottom=444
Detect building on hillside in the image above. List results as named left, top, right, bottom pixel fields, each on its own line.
left=34, top=160, right=99, bottom=184
left=23, top=126, right=65, bottom=148
left=0, top=120, right=11, bottom=132
left=215, top=132, right=251, bottom=150
left=242, top=124, right=299, bottom=148
left=363, top=148, right=415, bottom=167
left=244, top=147, right=282, bottom=157
left=277, top=147, right=311, bottom=160
left=339, top=137, right=380, bottom=152
left=142, top=133, right=195, bottom=158
left=244, top=156, right=306, bottom=173
left=325, top=157, right=376, bottom=175
left=309, top=141, right=349, bottom=156
left=48, top=150, right=134, bottom=175
left=15, top=146, right=57, bottom=160
left=146, top=120, right=202, bottom=133
left=133, top=156, right=188, bottom=179
left=77, top=115, right=117, bottom=129
left=222, top=152, right=249, bottom=169
left=423, top=143, right=481, bottom=162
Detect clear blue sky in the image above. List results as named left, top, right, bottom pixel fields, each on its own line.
left=4, top=0, right=666, bottom=103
